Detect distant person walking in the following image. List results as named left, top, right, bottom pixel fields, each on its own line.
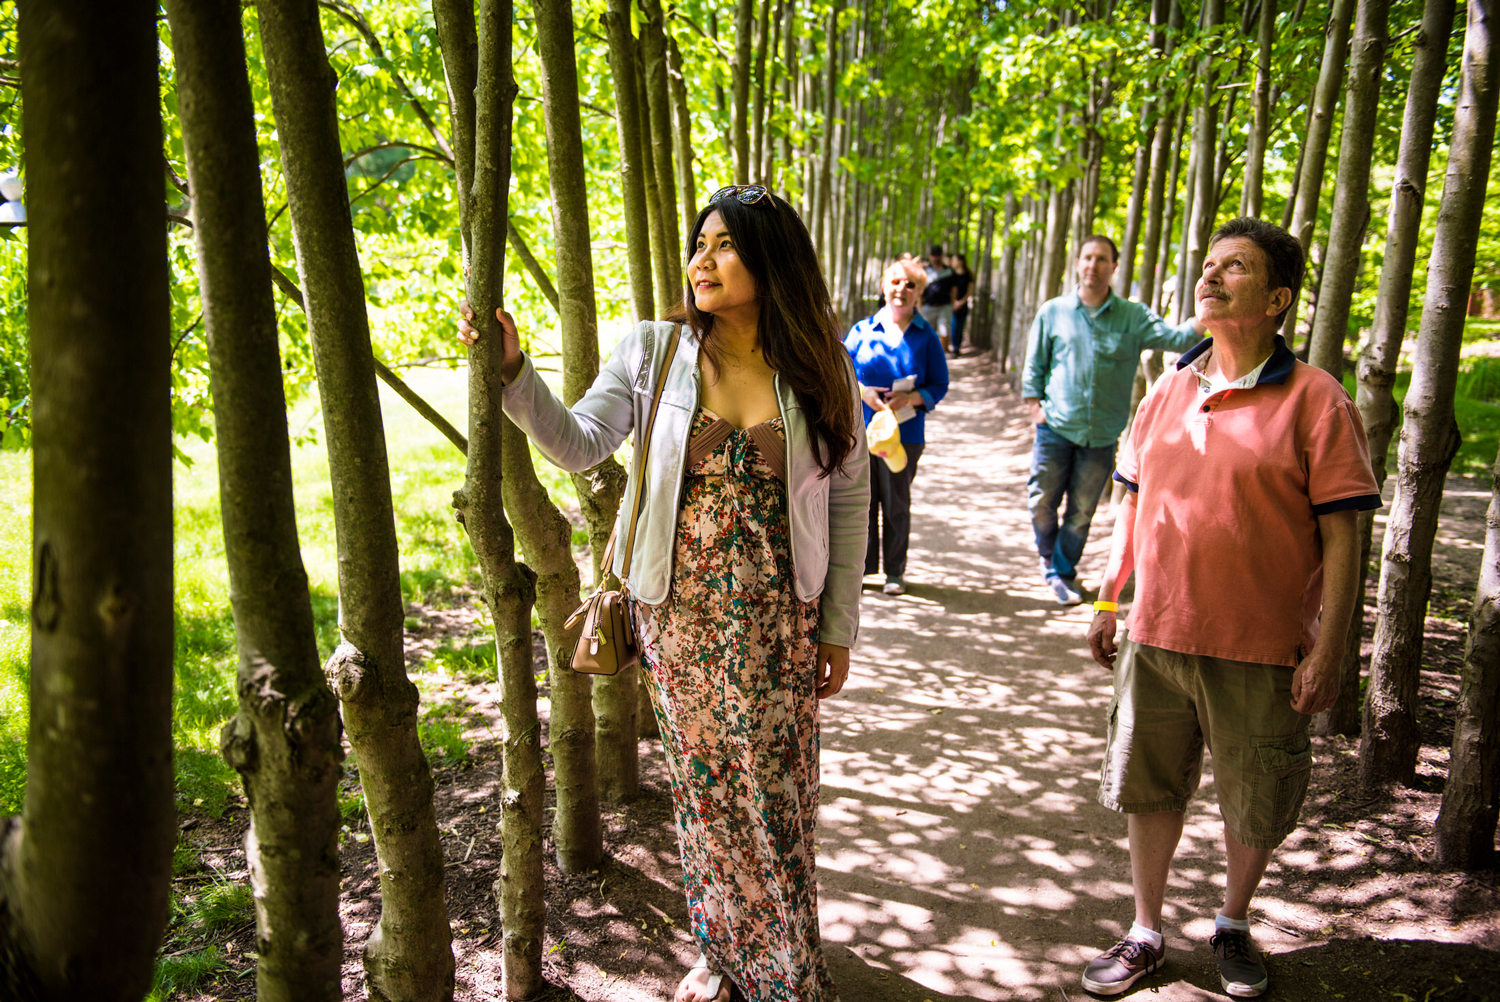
left=845, top=255, right=950, bottom=596
left=919, top=244, right=956, bottom=352
left=949, top=253, right=973, bottom=356
left=1021, top=235, right=1203, bottom=605
left=1083, top=219, right=1381, bottom=999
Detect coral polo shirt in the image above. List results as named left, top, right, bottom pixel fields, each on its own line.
left=1113, top=336, right=1381, bottom=667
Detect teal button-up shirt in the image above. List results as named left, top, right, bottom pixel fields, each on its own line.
left=1021, top=292, right=1201, bottom=448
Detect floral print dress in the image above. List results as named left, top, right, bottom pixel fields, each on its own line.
left=635, top=407, right=838, bottom=1002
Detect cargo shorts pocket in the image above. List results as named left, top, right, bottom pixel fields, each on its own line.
left=1250, top=733, right=1313, bottom=837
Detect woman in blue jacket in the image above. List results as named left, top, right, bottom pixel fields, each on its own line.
left=460, top=187, right=867, bottom=1002
left=843, top=255, right=950, bottom=595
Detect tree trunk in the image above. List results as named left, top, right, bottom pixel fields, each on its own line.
left=975, top=206, right=997, bottom=352
left=996, top=193, right=1019, bottom=368
left=813, top=0, right=843, bottom=260
left=1362, top=0, right=1499, bottom=792
left=667, top=36, right=697, bottom=238
left=437, top=0, right=546, bottom=993
left=257, top=2, right=453, bottom=998
left=636, top=40, right=671, bottom=317
left=1154, top=99, right=1189, bottom=317
left=1436, top=441, right=1500, bottom=868
left=732, top=0, right=756, bottom=183
left=1, top=3, right=174, bottom=998
left=1307, top=0, right=1392, bottom=377
left=603, top=0, right=655, bottom=324
left=1116, top=103, right=1155, bottom=299
left=778, top=0, right=795, bottom=194
left=1241, top=0, right=1276, bottom=217
left=1282, top=0, right=1357, bottom=342
left=752, top=0, right=772, bottom=180
left=1038, top=176, right=1073, bottom=304
left=1172, top=115, right=1198, bottom=324
left=168, top=3, right=343, bottom=999
left=640, top=0, right=682, bottom=302
left=1184, top=0, right=1225, bottom=310
left=528, top=0, right=606, bottom=876
left=1325, top=0, right=1458, bottom=737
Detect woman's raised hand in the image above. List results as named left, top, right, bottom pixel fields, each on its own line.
left=457, top=300, right=524, bottom=384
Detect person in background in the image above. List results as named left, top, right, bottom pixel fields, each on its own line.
left=1021, top=234, right=1204, bottom=606
left=919, top=244, right=956, bottom=352
left=1082, top=218, right=1380, bottom=999
left=459, top=185, right=867, bottom=1002
left=844, top=254, right=950, bottom=596
left=949, top=252, right=973, bottom=356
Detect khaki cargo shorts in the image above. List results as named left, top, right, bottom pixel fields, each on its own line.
left=1097, top=635, right=1313, bottom=850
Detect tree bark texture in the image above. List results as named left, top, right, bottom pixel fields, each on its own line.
left=1241, top=0, right=1276, bottom=217
left=1326, top=0, right=1458, bottom=736
left=751, top=0, right=772, bottom=181
left=1116, top=102, right=1155, bottom=300
left=603, top=0, right=656, bottom=324
left=1307, top=0, right=1391, bottom=377
left=3, top=3, right=174, bottom=998
left=814, top=0, right=843, bottom=262
left=1436, top=442, right=1500, bottom=868
left=256, top=2, right=453, bottom=998
left=530, top=0, right=608, bottom=873
left=1154, top=100, right=1189, bottom=317
left=168, top=3, right=344, bottom=999
left=1362, top=0, right=1499, bottom=792
left=996, top=194, right=1019, bottom=368
left=436, top=0, right=546, bottom=992
left=636, top=39, right=673, bottom=316
left=667, top=36, right=698, bottom=239
left=1282, top=0, right=1357, bottom=342
left=1184, top=0, right=1225, bottom=312
left=640, top=0, right=682, bottom=304
left=732, top=0, right=756, bottom=184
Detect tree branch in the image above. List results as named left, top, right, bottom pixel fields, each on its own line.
left=269, top=263, right=468, bottom=455
left=345, top=140, right=454, bottom=168
left=506, top=220, right=561, bottom=312
left=347, top=154, right=446, bottom=207
left=667, top=9, right=731, bottom=60
left=316, top=0, right=456, bottom=161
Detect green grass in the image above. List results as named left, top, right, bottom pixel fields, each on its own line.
left=145, top=946, right=228, bottom=1002
left=0, top=367, right=579, bottom=817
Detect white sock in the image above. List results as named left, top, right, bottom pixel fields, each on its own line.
left=1215, top=913, right=1251, bottom=933
left=1128, top=923, right=1163, bottom=949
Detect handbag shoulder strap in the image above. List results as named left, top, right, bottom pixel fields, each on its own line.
left=616, top=323, right=681, bottom=584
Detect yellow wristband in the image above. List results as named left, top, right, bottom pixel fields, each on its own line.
left=1093, top=600, right=1119, bottom=613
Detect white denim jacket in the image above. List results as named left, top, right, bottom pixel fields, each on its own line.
left=500, top=320, right=869, bottom=648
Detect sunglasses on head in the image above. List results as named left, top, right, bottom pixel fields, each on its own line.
left=710, top=185, right=771, bottom=207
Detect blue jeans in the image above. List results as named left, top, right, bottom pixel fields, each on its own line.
left=1027, top=424, right=1116, bottom=582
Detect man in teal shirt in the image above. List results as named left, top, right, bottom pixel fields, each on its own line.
left=1021, top=235, right=1203, bottom=604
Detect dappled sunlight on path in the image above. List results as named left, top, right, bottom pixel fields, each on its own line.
left=809, top=353, right=1498, bottom=1002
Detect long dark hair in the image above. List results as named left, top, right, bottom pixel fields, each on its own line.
left=665, top=192, right=858, bottom=478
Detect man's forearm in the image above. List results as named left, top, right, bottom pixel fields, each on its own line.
left=1097, top=491, right=1137, bottom=604
left=1312, top=509, right=1361, bottom=657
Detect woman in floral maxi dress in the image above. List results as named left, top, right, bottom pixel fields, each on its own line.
left=459, top=187, right=868, bottom=1002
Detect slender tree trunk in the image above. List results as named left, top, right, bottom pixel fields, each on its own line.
left=1282, top=0, right=1357, bottom=342
left=997, top=194, right=1019, bottom=368
left=762, top=1, right=782, bottom=185
left=1183, top=0, right=1225, bottom=306
left=1038, top=176, right=1073, bottom=303
left=259, top=2, right=454, bottom=999
left=603, top=0, right=655, bottom=323
left=975, top=206, right=997, bottom=352
left=1116, top=103, right=1155, bottom=299
left=1154, top=99, right=1189, bottom=317
left=752, top=0, right=772, bottom=180
left=1172, top=117, right=1198, bottom=324
left=438, top=0, right=546, bottom=992
left=529, top=0, right=605, bottom=876
left=1362, top=0, right=1499, bottom=792
left=1307, top=0, right=1392, bottom=377
left=1241, top=0, right=1276, bottom=217
left=636, top=41, right=672, bottom=315
left=169, top=3, right=342, bottom=999
left=813, top=0, right=843, bottom=259
left=667, top=35, right=697, bottom=237
left=731, top=0, right=756, bottom=183
left=1325, top=0, right=1458, bottom=737
left=778, top=0, right=795, bottom=195
left=640, top=0, right=681, bottom=300
left=1436, top=441, right=1500, bottom=868
left=2, top=3, right=174, bottom=998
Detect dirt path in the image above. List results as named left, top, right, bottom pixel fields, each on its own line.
left=188, top=355, right=1499, bottom=1002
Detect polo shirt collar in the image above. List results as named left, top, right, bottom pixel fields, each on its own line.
left=1176, top=334, right=1296, bottom=386
left=873, top=305, right=930, bottom=337
left=1070, top=290, right=1116, bottom=314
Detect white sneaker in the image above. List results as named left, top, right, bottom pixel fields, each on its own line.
left=1049, top=576, right=1082, bottom=605
left=883, top=577, right=906, bottom=595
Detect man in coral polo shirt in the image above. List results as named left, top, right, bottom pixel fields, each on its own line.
left=1080, top=218, right=1381, bottom=999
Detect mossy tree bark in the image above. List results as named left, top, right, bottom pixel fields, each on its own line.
left=530, top=0, right=611, bottom=873
left=0, top=3, right=175, bottom=998
left=732, top=0, right=756, bottom=184
left=254, top=2, right=454, bottom=998
left=167, top=3, right=344, bottom=999
left=433, top=0, right=545, bottom=992
left=1361, top=0, right=1499, bottom=792
left=1436, top=443, right=1500, bottom=869
left=640, top=0, right=683, bottom=301
left=1329, top=0, right=1458, bottom=738
left=604, top=0, right=657, bottom=326
left=1281, top=0, right=1356, bottom=342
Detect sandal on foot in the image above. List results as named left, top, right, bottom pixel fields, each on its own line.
left=679, top=955, right=729, bottom=1002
